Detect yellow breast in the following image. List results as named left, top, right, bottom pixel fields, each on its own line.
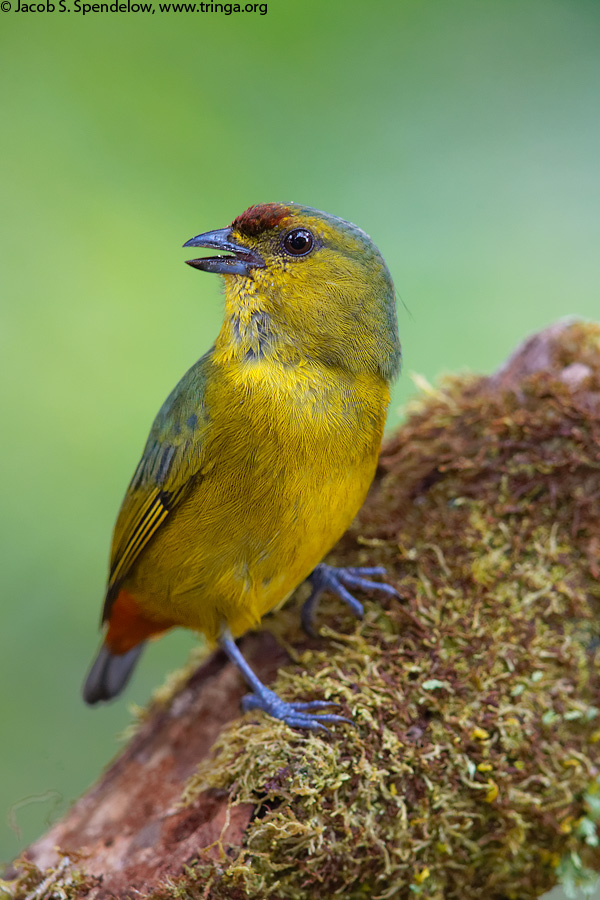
left=127, top=356, right=389, bottom=643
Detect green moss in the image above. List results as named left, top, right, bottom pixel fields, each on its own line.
left=9, top=321, right=600, bottom=899
left=0, top=854, right=98, bottom=900
left=157, top=322, right=600, bottom=899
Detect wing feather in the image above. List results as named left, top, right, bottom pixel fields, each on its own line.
left=102, top=351, right=213, bottom=619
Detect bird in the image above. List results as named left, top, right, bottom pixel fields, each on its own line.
left=83, top=202, right=401, bottom=731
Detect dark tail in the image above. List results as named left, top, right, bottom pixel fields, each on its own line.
left=83, top=642, right=146, bottom=705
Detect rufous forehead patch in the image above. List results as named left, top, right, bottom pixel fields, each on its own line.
left=231, top=203, right=291, bottom=237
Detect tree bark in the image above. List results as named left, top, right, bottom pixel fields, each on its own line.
left=4, top=320, right=600, bottom=900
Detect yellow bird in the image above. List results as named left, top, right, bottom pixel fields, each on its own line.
left=83, top=202, right=400, bottom=730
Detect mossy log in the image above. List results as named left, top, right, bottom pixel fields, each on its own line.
left=4, top=320, right=600, bottom=900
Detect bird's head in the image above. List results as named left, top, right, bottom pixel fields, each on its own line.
left=184, top=203, right=400, bottom=381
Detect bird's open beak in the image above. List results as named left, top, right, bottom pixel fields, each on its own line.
left=183, top=227, right=266, bottom=277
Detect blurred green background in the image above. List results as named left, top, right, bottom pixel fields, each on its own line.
left=1, top=1, right=599, bottom=894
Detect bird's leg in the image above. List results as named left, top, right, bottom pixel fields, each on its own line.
left=301, top=563, right=399, bottom=637
left=219, top=631, right=351, bottom=732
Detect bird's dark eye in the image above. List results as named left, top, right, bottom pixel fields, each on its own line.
left=282, top=228, right=314, bottom=257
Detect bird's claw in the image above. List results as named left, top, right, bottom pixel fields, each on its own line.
left=302, top=563, right=398, bottom=636
left=242, top=686, right=351, bottom=732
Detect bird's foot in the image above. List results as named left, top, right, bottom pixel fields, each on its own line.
left=220, top=633, right=351, bottom=732
left=302, top=563, right=398, bottom=636
left=242, top=685, right=351, bottom=732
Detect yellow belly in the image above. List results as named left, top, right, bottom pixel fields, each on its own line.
left=125, top=359, right=389, bottom=642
